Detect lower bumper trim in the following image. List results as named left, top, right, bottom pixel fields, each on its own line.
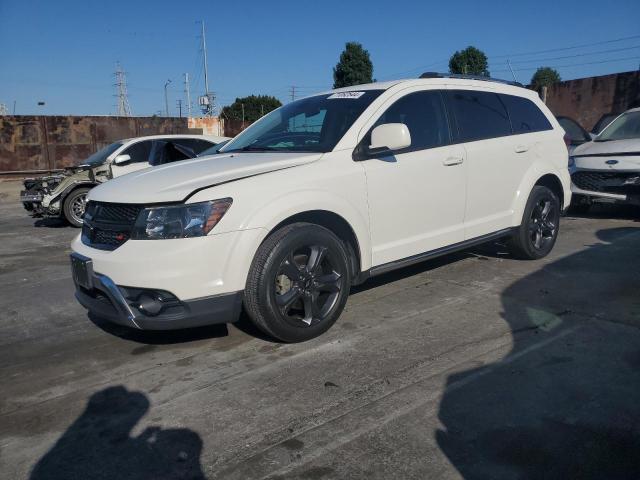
left=71, top=257, right=243, bottom=330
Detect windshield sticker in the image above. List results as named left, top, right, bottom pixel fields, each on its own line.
left=328, top=91, right=366, bottom=99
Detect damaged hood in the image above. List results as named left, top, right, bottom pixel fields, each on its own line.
left=572, top=139, right=640, bottom=171
left=88, top=152, right=322, bottom=203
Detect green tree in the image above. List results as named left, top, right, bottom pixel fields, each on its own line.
left=449, top=46, right=490, bottom=76
left=333, top=42, right=374, bottom=89
left=221, top=95, right=282, bottom=123
left=530, top=67, right=561, bottom=90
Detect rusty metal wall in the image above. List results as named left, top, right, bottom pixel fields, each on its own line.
left=545, top=71, right=640, bottom=131
left=0, top=115, right=190, bottom=174
left=224, top=119, right=250, bottom=138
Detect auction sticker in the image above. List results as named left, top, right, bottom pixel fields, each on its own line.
left=327, top=91, right=366, bottom=99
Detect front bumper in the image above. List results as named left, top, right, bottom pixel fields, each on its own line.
left=71, top=253, right=242, bottom=330
left=570, top=170, right=640, bottom=205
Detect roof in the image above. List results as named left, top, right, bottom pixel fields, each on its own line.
left=120, top=134, right=228, bottom=143
left=317, top=75, right=532, bottom=98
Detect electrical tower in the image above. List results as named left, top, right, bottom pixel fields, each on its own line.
left=290, top=86, right=296, bottom=102
left=114, top=62, right=132, bottom=116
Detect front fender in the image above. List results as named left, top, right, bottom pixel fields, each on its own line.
left=244, top=189, right=372, bottom=268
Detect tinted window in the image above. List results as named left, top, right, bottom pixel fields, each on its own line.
left=149, top=140, right=194, bottom=166
left=368, top=90, right=450, bottom=152
left=122, top=140, right=153, bottom=163
left=448, top=90, right=511, bottom=142
left=557, top=117, right=589, bottom=144
left=501, top=94, right=552, bottom=134
left=174, top=138, right=215, bottom=154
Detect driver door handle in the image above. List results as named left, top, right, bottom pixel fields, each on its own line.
left=515, top=145, right=529, bottom=153
left=443, top=156, right=464, bottom=166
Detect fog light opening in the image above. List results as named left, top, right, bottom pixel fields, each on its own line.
left=137, top=294, right=163, bottom=316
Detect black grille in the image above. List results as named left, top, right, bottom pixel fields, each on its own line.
left=93, top=203, right=144, bottom=223
left=82, top=201, right=143, bottom=251
left=572, top=171, right=640, bottom=193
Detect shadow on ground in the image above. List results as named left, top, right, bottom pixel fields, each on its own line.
left=89, top=313, right=231, bottom=345
left=30, top=386, right=205, bottom=480
left=437, top=227, right=640, bottom=479
left=33, top=218, right=69, bottom=228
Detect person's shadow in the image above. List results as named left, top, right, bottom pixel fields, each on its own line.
left=30, top=386, right=205, bottom=480
left=436, top=227, right=640, bottom=479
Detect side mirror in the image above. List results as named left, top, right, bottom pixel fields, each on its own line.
left=113, top=154, right=131, bottom=165
left=369, top=123, right=411, bottom=152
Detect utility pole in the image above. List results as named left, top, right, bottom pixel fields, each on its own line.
left=289, top=85, right=296, bottom=102
left=261, top=104, right=264, bottom=117
left=199, top=20, right=214, bottom=117
left=241, top=103, right=245, bottom=126
left=114, top=62, right=132, bottom=116
left=164, top=79, right=172, bottom=116
left=184, top=73, right=192, bottom=118
left=12, top=100, right=16, bottom=115
left=176, top=99, right=183, bottom=117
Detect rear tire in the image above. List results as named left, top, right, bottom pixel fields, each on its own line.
left=244, top=223, right=351, bottom=342
left=508, top=186, right=560, bottom=260
left=63, top=187, right=90, bottom=227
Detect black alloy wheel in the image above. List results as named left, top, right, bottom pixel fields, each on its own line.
left=244, top=223, right=351, bottom=342
left=274, top=245, right=344, bottom=327
left=509, top=185, right=561, bottom=260
left=528, top=197, right=557, bottom=251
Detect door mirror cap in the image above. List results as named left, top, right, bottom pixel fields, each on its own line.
left=369, top=123, right=411, bottom=152
left=113, top=154, right=131, bottom=165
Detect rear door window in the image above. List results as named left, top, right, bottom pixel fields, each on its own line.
left=501, top=94, right=552, bottom=134
left=447, top=90, right=511, bottom=142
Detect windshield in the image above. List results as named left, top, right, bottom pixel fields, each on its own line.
left=221, top=90, right=383, bottom=154
left=595, top=111, right=640, bottom=142
left=80, top=142, right=123, bottom=167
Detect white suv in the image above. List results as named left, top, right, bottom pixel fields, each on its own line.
left=70, top=75, right=571, bottom=342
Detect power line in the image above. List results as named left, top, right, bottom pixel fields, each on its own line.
left=378, top=33, right=640, bottom=81
left=496, top=44, right=640, bottom=66
left=490, top=34, right=640, bottom=59
left=492, top=55, right=640, bottom=74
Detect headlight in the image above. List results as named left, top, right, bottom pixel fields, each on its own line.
left=131, top=199, right=232, bottom=240
left=568, top=156, right=575, bottom=168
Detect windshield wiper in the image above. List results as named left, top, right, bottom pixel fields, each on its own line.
left=238, top=145, right=279, bottom=152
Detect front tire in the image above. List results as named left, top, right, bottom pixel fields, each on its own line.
left=244, top=223, right=351, bottom=342
left=508, top=186, right=560, bottom=260
left=63, top=187, right=90, bottom=227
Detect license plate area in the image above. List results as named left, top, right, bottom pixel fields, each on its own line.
left=70, top=253, right=94, bottom=290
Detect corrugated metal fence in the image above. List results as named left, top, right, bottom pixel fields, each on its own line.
left=0, top=115, right=190, bottom=174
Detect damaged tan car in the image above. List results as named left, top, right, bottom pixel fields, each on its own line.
left=20, top=134, right=227, bottom=226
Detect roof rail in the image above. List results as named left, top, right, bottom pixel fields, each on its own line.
left=419, top=72, right=524, bottom=87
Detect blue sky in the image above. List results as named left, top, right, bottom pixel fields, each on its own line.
left=1, top=0, right=639, bottom=116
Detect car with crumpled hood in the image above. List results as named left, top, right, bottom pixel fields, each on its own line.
left=570, top=108, right=640, bottom=211
left=20, top=134, right=228, bottom=226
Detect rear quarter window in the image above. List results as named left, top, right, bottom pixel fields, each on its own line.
left=500, top=94, right=552, bottom=134
left=447, top=90, right=511, bottom=142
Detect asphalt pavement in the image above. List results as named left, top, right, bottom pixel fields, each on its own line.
left=1, top=179, right=639, bottom=479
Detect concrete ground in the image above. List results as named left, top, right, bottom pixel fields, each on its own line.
left=1, top=179, right=639, bottom=480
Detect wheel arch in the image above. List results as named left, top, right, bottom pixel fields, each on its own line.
left=534, top=173, right=565, bottom=208
left=512, top=168, right=567, bottom=226
left=269, top=210, right=363, bottom=283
